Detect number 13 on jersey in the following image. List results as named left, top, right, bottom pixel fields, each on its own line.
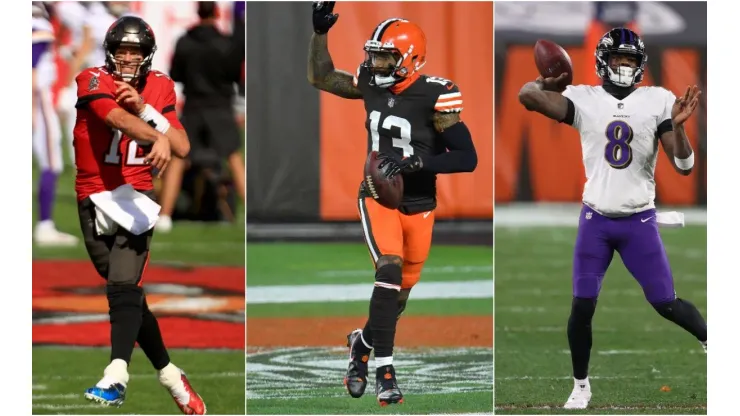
left=368, top=110, right=414, bottom=157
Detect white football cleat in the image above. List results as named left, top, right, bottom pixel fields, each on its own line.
left=564, top=377, right=592, bottom=409
left=701, top=341, right=707, bottom=353
left=34, top=220, right=79, bottom=247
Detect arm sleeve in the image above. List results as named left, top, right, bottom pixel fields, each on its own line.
left=75, top=70, right=119, bottom=120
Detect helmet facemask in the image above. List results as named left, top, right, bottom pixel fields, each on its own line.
left=106, top=43, right=155, bottom=84
left=363, top=41, right=406, bottom=88
left=602, top=51, right=643, bottom=87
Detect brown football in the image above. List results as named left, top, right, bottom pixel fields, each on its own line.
left=534, top=39, right=574, bottom=91
left=364, top=151, right=403, bottom=210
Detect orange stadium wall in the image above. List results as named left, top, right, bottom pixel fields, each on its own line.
left=495, top=43, right=707, bottom=205
left=319, top=1, right=494, bottom=221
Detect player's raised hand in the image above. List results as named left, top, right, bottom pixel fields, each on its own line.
left=145, top=135, right=172, bottom=178
left=312, top=1, right=338, bottom=35
left=672, top=85, right=702, bottom=126
left=536, top=74, right=569, bottom=92
left=114, top=81, right=146, bottom=114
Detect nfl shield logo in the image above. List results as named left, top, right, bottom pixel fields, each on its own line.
left=585, top=212, right=593, bottom=220
left=617, top=103, right=624, bottom=109
left=387, top=97, right=395, bottom=108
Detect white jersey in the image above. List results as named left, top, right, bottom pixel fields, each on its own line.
left=563, top=85, right=675, bottom=217
left=55, top=1, right=88, bottom=58
left=32, top=17, right=56, bottom=88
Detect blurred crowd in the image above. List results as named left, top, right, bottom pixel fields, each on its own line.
left=33, top=1, right=245, bottom=244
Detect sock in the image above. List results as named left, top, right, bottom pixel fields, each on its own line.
left=375, top=356, right=393, bottom=367
left=353, top=320, right=372, bottom=354
left=158, top=362, right=190, bottom=403
left=567, top=297, right=597, bottom=380
left=107, top=284, right=144, bottom=364
left=39, top=170, right=57, bottom=222
left=652, top=298, right=707, bottom=342
left=574, top=376, right=590, bottom=390
left=96, top=358, right=129, bottom=388
left=137, top=297, right=171, bottom=371
left=369, top=264, right=402, bottom=359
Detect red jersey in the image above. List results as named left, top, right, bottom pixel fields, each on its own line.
left=73, top=67, right=183, bottom=201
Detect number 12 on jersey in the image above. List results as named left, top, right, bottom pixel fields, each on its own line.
left=104, top=130, right=148, bottom=165
left=369, top=110, right=414, bottom=157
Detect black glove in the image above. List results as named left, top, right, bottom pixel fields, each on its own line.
left=377, top=152, right=402, bottom=179
left=399, top=155, right=423, bottom=173
left=312, top=1, right=338, bottom=35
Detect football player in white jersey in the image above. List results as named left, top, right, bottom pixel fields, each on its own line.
left=32, top=2, right=79, bottom=246
left=56, top=1, right=133, bottom=163
left=518, top=27, right=706, bottom=410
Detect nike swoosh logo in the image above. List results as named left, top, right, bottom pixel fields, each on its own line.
left=641, top=216, right=654, bottom=223
left=446, top=83, right=454, bottom=90
left=90, top=71, right=100, bottom=77
left=423, top=211, right=432, bottom=219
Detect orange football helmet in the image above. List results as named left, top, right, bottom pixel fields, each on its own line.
left=363, top=18, right=427, bottom=88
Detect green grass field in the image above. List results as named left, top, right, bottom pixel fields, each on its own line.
left=495, top=225, right=707, bottom=415
left=32, top=166, right=245, bottom=415
left=246, top=241, right=494, bottom=414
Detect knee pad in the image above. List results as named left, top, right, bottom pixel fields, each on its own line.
left=375, top=263, right=402, bottom=288
left=652, top=298, right=681, bottom=319
left=570, top=297, right=597, bottom=323
left=106, top=284, right=144, bottom=311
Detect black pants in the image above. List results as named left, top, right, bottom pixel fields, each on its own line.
left=181, top=105, right=242, bottom=166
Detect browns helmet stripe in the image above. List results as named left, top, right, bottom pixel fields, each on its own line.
left=370, top=18, right=407, bottom=43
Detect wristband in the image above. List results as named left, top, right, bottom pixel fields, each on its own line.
left=138, top=104, right=171, bottom=134
left=674, top=152, right=694, bottom=170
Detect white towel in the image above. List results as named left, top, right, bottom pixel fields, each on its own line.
left=656, top=211, right=685, bottom=228
left=89, top=184, right=161, bottom=236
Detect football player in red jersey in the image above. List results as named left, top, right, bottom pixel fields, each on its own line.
left=74, top=16, right=205, bottom=414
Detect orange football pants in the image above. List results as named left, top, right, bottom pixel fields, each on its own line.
left=357, top=197, right=435, bottom=289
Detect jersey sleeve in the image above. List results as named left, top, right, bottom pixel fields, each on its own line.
left=562, top=85, right=585, bottom=129
left=31, top=24, right=54, bottom=69
left=660, top=88, right=676, bottom=124
left=656, top=88, right=676, bottom=137
left=75, top=70, right=119, bottom=120
left=433, top=80, right=463, bottom=113
left=352, top=65, right=362, bottom=88
left=161, top=79, right=184, bottom=130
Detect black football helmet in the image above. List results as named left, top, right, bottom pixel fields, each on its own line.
left=103, top=16, right=157, bottom=83
left=595, top=27, right=647, bottom=88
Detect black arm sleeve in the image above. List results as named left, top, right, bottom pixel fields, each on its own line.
left=421, top=121, right=478, bottom=174
left=560, top=97, right=576, bottom=126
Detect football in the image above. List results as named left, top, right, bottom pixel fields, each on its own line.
left=364, top=151, right=403, bottom=210
left=533, top=39, right=573, bottom=91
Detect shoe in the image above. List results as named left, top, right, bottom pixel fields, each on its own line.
left=701, top=340, right=707, bottom=353
left=161, top=369, right=207, bottom=415
left=563, top=378, right=591, bottom=409
left=83, top=383, right=126, bottom=407
left=375, top=365, right=403, bottom=406
left=343, top=329, right=369, bottom=398
left=34, top=220, right=79, bottom=247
